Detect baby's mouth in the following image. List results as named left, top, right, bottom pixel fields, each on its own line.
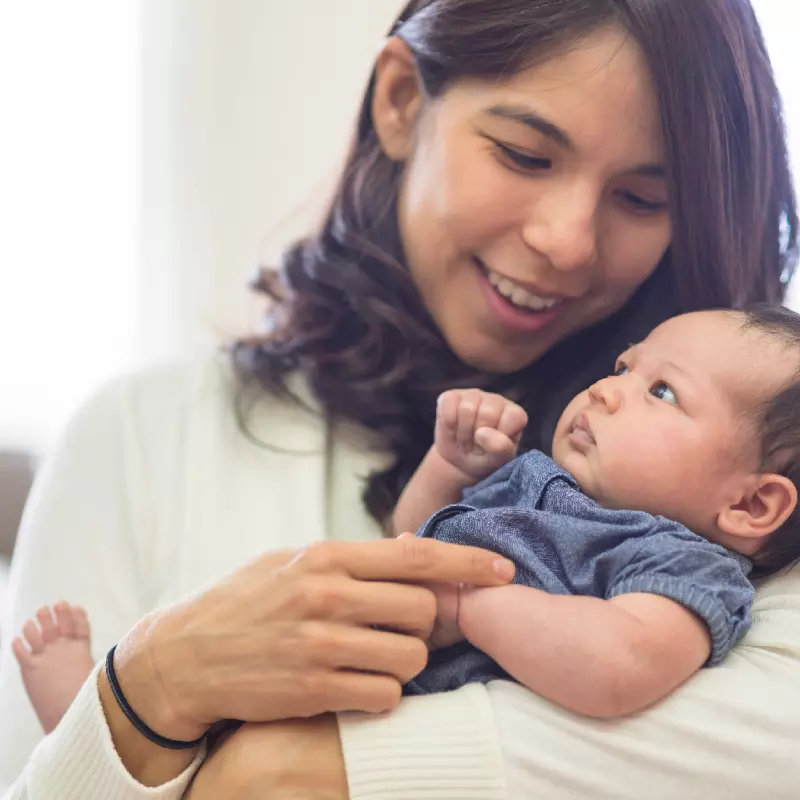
left=570, top=412, right=596, bottom=445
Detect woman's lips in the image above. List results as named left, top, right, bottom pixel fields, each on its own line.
left=474, top=258, right=570, bottom=335
left=475, top=257, right=577, bottom=301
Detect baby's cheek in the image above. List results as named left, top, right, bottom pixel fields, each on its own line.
left=597, top=451, right=660, bottom=508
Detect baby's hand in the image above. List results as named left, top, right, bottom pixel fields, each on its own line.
left=435, top=389, right=528, bottom=482
left=425, top=581, right=465, bottom=650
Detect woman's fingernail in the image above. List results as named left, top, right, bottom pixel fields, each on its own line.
left=494, top=559, right=515, bottom=580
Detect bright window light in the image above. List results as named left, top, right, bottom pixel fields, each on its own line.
left=0, top=2, right=140, bottom=450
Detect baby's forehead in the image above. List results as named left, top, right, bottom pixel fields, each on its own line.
left=645, top=311, right=798, bottom=405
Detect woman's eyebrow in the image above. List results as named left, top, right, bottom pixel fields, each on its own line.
left=484, top=103, right=665, bottom=176
left=484, top=104, right=574, bottom=150
left=630, top=163, right=666, bottom=178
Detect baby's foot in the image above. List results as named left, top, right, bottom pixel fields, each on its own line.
left=12, top=602, right=94, bottom=733
left=435, top=389, right=529, bottom=481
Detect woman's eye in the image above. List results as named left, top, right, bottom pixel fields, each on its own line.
left=612, top=363, right=629, bottom=377
left=650, top=381, right=678, bottom=405
left=493, top=141, right=552, bottom=172
left=616, top=190, right=668, bottom=214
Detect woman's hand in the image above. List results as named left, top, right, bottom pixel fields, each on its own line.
left=184, top=716, right=347, bottom=800
left=109, top=538, right=515, bottom=743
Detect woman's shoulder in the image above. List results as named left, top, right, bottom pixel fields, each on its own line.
left=750, top=566, right=800, bottom=637
left=77, top=353, right=312, bottom=434
left=91, top=352, right=239, bottom=417
left=68, top=354, right=332, bottom=473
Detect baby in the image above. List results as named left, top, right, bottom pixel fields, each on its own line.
left=396, top=306, right=800, bottom=715
left=12, top=306, right=800, bottom=730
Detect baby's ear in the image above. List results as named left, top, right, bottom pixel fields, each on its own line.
left=718, top=473, right=798, bottom=543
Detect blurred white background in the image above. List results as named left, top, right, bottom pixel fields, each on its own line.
left=0, top=0, right=404, bottom=452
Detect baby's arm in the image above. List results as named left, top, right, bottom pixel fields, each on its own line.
left=458, top=585, right=711, bottom=718
left=392, top=390, right=527, bottom=536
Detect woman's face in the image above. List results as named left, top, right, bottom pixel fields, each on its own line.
left=374, top=26, right=671, bottom=373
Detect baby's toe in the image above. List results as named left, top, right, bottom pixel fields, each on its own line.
left=22, top=619, right=44, bottom=654
left=36, top=606, right=58, bottom=644
left=12, top=636, right=34, bottom=668
left=53, top=602, right=76, bottom=638
left=72, top=607, right=92, bottom=641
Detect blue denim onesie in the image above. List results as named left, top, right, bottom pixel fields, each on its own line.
left=406, top=451, right=753, bottom=695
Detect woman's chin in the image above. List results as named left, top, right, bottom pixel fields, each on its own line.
left=450, top=335, right=547, bottom=374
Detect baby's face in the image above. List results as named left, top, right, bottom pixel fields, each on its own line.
left=552, top=311, right=793, bottom=537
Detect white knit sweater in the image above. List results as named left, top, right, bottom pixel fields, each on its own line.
left=1, top=357, right=799, bottom=799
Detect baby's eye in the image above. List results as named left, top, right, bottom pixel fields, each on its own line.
left=612, top=363, right=629, bottom=377
left=650, top=381, right=678, bottom=405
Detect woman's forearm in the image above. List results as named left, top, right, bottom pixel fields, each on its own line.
left=183, top=717, right=349, bottom=800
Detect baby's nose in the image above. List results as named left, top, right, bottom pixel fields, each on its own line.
left=588, top=377, right=624, bottom=413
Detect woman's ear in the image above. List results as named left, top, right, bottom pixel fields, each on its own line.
left=717, top=473, right=798, bottom=545
left=371, top=37, right=424, bottom=161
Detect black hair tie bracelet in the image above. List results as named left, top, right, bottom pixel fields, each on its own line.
left=105, top=645, right=207, bottom=750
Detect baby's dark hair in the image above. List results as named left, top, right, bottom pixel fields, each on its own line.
left=740, top=304, right=800, bottom=577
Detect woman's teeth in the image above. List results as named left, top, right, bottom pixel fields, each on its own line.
left=486, top=267, right=563, bottom=311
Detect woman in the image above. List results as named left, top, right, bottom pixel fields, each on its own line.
left=2, top=1, right=798, bottom=798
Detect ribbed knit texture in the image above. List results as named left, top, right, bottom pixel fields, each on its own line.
left=340, top=684, right=506, bottom=800
left=23, top=665, right=204, bottom=799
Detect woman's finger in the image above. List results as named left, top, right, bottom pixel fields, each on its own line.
left=295, top=538, right=515, bottom=586
left=309, top=670, right=403, bottom=715
left=299, top=622, right=429, bottom=683
left=310, top=577, right=437, bottom=638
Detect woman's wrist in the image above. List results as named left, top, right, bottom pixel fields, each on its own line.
left=105, top=645, right=208, bottom=748
left=94, top=610, right=210, bottom=786
left=111, top=613, right=211, bottom=742
left=97, top=664, right=202, bottom=787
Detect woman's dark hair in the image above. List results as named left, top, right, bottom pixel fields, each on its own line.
left=234, top=0, right=798, bottom=526
left=740, top=304, right=800, bottom=578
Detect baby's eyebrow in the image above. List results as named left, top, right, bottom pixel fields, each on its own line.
left=618, top=345, right=690, bottom=380
left=619, top=342, right=642, bottom=360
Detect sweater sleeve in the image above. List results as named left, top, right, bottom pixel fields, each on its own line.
left=0, top=375, right=204, bottom=799
left=2, top=664, right=205, bottom=800
left=339, top=573, right=800, bottom=799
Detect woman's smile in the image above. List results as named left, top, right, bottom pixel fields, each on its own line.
left=473, top=256, right=569, bottom=335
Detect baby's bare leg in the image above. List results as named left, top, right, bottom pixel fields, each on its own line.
left=12, top=602, right=94, bottom=733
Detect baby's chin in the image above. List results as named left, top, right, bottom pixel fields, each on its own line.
left=553, top=448, right=594, bottom=494
left=552, top=446, right=621, bottom=508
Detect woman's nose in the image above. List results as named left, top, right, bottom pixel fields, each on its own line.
left=588, top=377, right=623, bottom=413
left=522, top=181, right=599, bottom=273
